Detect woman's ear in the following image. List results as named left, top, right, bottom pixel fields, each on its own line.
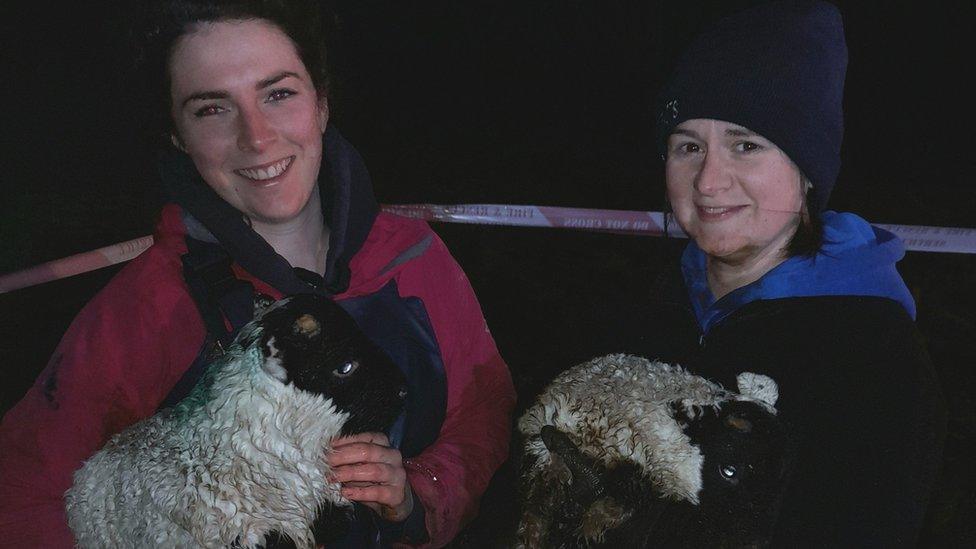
left=170, top=133, right=186, bottom=152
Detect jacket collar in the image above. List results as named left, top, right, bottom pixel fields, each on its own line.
left=682, top=211, right=916, bottom=334
left=158, top=125, right=378, bottom=296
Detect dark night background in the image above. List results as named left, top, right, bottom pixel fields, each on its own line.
left=1, top=0, right=974, bottom=545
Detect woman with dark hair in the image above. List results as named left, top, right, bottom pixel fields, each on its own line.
left=609, top=1, right=946, bottom=545
left=0, top=1, right=515, bottom=546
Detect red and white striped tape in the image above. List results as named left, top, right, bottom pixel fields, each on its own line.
left=381, top=204, right=684, bottom=236
left=1, top=204, right=973, bottom=294
left=383, top=203, right=976, bottom=254
left=1, top=236, right=156, bottom=295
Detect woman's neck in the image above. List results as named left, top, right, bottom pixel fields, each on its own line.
left=705, top=244, right=789, bottom=301
left=249, top=186, right=330, bottom=275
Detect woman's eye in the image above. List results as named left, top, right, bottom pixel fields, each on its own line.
left=671, top=142, right=701, bottom=155
left=334, top=361, right=359, bottom=377
left=735, top=141, right=762, bottom=153
left=193, top=104, right=225, bottom=117
left=267, top=88, right=296, bottom=102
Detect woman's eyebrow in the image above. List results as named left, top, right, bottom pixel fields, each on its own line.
left=725, top=126, right=756, bottom=137
left=671, top=128, right=700, bottom=139
left=181, top=90, right=228, bottom=108
left=257, top=71, right=301, bottom=90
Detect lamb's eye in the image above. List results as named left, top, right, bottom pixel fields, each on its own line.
left=334, top=361, right=358, bottom=378
left=719, top=464, right=737, bottom=480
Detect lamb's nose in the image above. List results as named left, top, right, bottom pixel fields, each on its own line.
left=397, top=386, right=408, bottom=400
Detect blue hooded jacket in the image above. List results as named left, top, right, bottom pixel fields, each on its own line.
left=682, top=211, right=916, bottom=335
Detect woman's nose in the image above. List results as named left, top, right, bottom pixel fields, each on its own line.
left=693, top=152, right=732, bottom=195
left=237, top=106, right=276, bottom=152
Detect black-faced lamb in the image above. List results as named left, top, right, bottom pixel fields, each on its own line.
left=516, top=354, right=791, bottom=548
left=64, top=293, right=407, bottom=548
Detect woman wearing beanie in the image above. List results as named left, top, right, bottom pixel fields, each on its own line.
left=605, top=1, right=946, bottom=545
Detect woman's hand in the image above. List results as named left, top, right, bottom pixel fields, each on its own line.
left=327, top=433, right=414, bottom=522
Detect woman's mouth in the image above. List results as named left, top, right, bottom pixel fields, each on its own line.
left=696, top=204, right=746, bottom=221
left=235, top=156, right=295, bottom=183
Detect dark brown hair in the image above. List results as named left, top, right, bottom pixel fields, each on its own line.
left=786, top=178, right=824, bottom=257
left=132, top=0, right=331, bottom=147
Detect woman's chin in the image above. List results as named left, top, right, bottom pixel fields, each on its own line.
left=697, top=237, right=750, bottom=261
left=244, top=204, right=307, bottom=226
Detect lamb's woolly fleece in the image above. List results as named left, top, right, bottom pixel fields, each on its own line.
left=518, top=354, right=777, bottom=504
left=64, top=321, right=350, bottom=549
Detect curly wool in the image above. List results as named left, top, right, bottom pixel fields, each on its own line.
left=518, top=354, right=776, bottom=504
left=64, top=322, right=350, bottom=549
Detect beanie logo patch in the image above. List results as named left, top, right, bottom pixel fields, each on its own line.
left=662, top=99, right=680, bottom=124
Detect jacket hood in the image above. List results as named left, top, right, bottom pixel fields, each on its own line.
left=682, top=211, right=916, bottom=334
left=157, top=125, right=378, bottom=296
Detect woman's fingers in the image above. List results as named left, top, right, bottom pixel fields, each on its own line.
left=340, top=483, right=402, bottom=506
left=328, top=442, right=401, bottom=467
left=333, top=461, right=411, bottom=517
left=328, top=434, right=400, bottom=468
left=331, top=461, right=404, bottom=484
left=326, top=432, right=414, bottom=521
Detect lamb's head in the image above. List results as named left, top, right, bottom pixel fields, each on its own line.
left=668, top=398, right=792, bottom=547
left=254, top=293, right=407, bottom=435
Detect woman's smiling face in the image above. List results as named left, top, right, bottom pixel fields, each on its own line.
left=666, top=119, right=806, bottom=265
left=168, top=18, right=328, bottom=225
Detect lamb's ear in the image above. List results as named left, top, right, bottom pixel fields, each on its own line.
left=736, top=372, right=779, bottom=409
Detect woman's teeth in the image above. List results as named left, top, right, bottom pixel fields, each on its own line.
left=237, top=157, right=293, bottom=181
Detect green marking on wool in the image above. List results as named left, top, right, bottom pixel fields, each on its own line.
left=168, top=328, right=265, bottom=424
left=169, top=357, right=223, bottom=423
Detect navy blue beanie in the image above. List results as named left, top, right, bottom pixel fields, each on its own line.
left=656, top=1, right=848, bottom=214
